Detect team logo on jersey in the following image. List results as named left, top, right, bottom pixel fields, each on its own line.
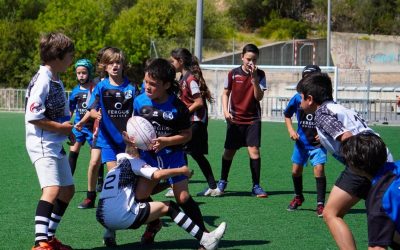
left=82, top=102, right=88, bottom=109
left=306, top=114, right=314, bottom=121
left=114, top=102, right=122, bottom=109
left=124, top=90, right=133, bottom=99
left=116, top=92, right=121, bottom=98
left=163, top=111, right=174, bottom=120
left=29, top=102, right=43, bottom=113
left=83, top=94, right=87, bottom=98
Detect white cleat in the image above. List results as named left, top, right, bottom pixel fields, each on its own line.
left=200, top=222, right=227, bottom=250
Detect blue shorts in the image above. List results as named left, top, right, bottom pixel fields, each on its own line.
left=72, top=127, right=94, bottom=147
left=140, top=150, right=187, bottom=185
left=101, top=147, right=125, bottom=164
left=291, top=144, right=327, bottom=167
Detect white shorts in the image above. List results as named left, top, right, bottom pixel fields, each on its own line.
left=34, top=156, right=74, bottom=188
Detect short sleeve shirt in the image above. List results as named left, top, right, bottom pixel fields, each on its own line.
left=224, top=66, right=267, bottom=124
left=96, top=153, right=157, bottom=230
left=87, top=77, right=136, bottom=150
left=179, top=72, right=207, bottom=123
left=25, top=66, right=70, bottom=163
left=283, top=93, right=320, bottom=150
left=314, top=101, right=373, bottom=157
left=134, top=93, right=191, bottom=155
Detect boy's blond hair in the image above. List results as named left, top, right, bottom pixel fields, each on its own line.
left=97, top=47, right=127, bottom=77
left=40, top=32, right=74, bottom=63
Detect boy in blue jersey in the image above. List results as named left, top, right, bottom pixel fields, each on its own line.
left=86, top=47, right=136, bottom=171
left=68, top=59, right=102, bottom=209
left=284, top=65, right=327, bottom=217
left=341, top=133, right=400, bottom=250
left=133, top=58, right=210, bottom=248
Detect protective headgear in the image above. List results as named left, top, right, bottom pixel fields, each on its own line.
left=302, top=65, right=321, bottom=78
left=75, top=58, right=94, bottom=80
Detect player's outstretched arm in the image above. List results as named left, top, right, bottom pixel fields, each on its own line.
left=152, top=166, right=193, bottom=181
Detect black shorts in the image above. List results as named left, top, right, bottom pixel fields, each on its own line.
left=128, top=202, right=150, bottom=229
left=224, top=121, right=261, bottom=150
left=335, top=167, right=371, bottom=199
left=184, top=122, right=208, bottom=155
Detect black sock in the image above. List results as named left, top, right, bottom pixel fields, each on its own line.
left=87, top=191, right=96, bottom=201
left=316, top=176, right=327, bottom=204
left=191, top=153, right=216, bottom=189
left=98, top=164, right=104, bottom=184
left=250, top=158, right=261, bottom=186
left=34, top=200, right=53, bottom=245
left=179, top=196, right=206, bottom=231
left=221, top=158, right=232, bottom=181
left=292, top=176, right=303, bottom=196
left=168, top=201, right=204, bottom=240
left=68, top=151, right=79, bottom=175
left=48, top=199, right=69, bottom=239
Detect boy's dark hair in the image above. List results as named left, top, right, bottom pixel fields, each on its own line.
left=145, top=58, right=180, bottom=95
left=40, top=32, right=74, bottom=63
left=242, top=44, right=259, bottom=56
left=298, top=72, right=333, bottom=104
left=296, top=65, right=322, bottom=92
left=341, top=132, right=387, bottom=177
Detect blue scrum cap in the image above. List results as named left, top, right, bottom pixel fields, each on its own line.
left=75, top=58, right=94, bottom=78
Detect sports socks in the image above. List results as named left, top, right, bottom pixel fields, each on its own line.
left=68, top=151, right=79, bottom=175
left=221, top=158, right=233, bottom=181
left=48, top=199, right=69, bottom=239
left=167, top=201, right=204, bottom=240
left=292, top=175, right=303, bottom=196
left=98, top=164, right=104, bottom=185
left=87, top=191, right=96, bottom=201
left=191, top=153, right=217, bottom=189
left=250, top=158, right=261, bottom=186
left=179, top=196, right=207, bottom=231
left=316, top=176, right=327, bottom=204
left=34, top=200, right=53, bottom=245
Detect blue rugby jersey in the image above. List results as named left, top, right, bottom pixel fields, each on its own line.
left=69, top=84, right=93, bottom=128
left=134, top=93, right=191, bottom=156
left=284, top=93, right=321, bottom=150
left=87, top=77, right=136, bottom=151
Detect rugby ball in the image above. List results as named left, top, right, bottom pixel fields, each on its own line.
left=126, top=116, right=156, bottom=150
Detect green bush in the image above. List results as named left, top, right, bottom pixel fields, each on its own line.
left=258, top=18, right=309, bottom=40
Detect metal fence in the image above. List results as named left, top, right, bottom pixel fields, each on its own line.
left=2, top=65, right=399, bottom=124
left=2, top=88, right=399, bottom=124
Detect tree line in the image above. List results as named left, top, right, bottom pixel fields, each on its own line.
left=0, top=0, right=398, bottom=89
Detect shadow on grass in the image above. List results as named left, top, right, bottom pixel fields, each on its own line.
left=219, top=189, right=331, bottom=197
left=83, top=238, right=270, bottom=249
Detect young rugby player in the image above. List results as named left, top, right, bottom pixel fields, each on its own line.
left=96, top=142, right=226, bottom=250
left=170, top=48, right=218, bottom=197
left=341, top=133, right=400, bottom=250
left=215, top=44, right=268, bottom=198
left=298, top=72, right=393, bottom=249
left=284, top=65, right=327, bottom=216
left=25, top=32, right=75, bottom=250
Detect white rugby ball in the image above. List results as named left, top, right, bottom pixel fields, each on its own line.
left=126, top=116, right=156, bottom=150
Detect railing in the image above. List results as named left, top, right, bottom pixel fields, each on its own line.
left=2, top=88, right=399, bottom=124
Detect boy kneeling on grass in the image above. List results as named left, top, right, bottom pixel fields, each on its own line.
left=341, top=133, right=400, bottom=250
left=95, top=131, right=226, bottom=250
